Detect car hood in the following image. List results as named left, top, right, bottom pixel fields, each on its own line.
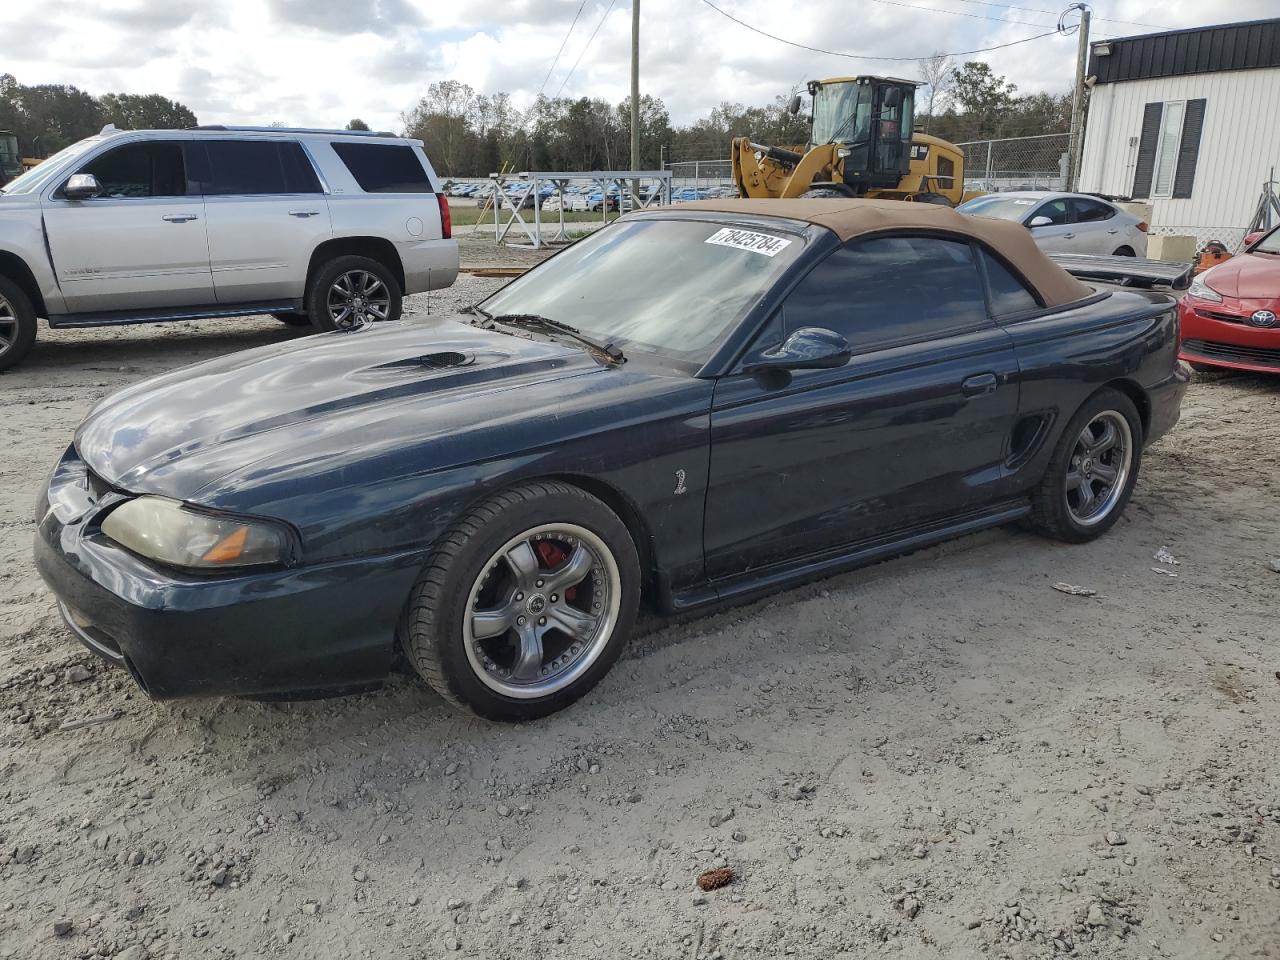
left=1204, top=252, right=1280, bottom=301
left=75, top=318, right=604, bottom=502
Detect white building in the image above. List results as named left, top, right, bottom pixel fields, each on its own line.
left=1078, top=17, right=1280, bottom=247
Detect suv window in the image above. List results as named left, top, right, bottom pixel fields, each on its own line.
left=979, top=248, right=1041, bottom=316
left=200, top=140, right=321, bottom=195
left=1069, top=197, right=1116, bottom=223
left=331, top=142, right=431, bottom=193
left=783, top=236, right=991, bottom=353
left=77, top=141, right=188, bottom=198
left=1030, top=198, right=1069, bottom=226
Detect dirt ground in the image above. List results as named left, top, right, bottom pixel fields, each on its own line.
left=1, top=261, right=1278, bottom=960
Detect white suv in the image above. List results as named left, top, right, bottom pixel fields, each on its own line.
left=0, top=125, right=459, bottom=371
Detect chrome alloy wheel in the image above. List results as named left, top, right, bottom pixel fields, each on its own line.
left=1065, top=410, right=1133, bottom=526
left=0, top=292, right=17, bottom=359
left=463, top=524, right=621, bottom=699
left=327, top=270, right=390, bottom=328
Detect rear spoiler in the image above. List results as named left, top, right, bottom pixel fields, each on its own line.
left=1047, top=253, right=1194, bottom=291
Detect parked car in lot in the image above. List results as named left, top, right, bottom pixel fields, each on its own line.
left=0, top=125, right=459, bottom=371
left=1179, top=225, right=1280, bottom=373
left=34, top=199, right=1188, bottom=720
left=958, top=191, right=1148, bottom=257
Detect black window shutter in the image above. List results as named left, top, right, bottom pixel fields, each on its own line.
left=1132, top=102, right=1163, bottom=199
left=1172, top=98, right=1207, bottom=199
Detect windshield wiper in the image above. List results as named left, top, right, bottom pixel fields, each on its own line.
left=486, top=313, right=625, bottom=365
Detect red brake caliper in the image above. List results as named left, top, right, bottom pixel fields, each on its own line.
left=534, top=540, right=578, bottom=601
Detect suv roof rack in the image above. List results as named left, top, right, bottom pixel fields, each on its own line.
left=191, top=125, right=397, bottom=138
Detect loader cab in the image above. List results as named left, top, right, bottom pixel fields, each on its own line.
left=0, top=132, right=23, bottom=185
left=805, top=77, right=916, bottom=193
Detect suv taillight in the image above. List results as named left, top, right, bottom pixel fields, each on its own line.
left=1136, top=221, right=1148, bottom=233
left=437, top=193, right=452, bottom=239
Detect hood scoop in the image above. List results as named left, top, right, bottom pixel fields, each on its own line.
left=373, top=350, right=474, bottom=372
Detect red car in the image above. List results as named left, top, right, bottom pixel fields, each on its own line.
left=1179, top=227, right=1280, bottom=373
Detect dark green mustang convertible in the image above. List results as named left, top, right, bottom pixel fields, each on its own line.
left=35, top=199, right=1189, bottom=720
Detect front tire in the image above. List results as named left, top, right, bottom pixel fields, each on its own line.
left=1028, top=388, right=1143, bottom=543
left=402, top=481, right=640, bottom=722
left=0, top=276, right=38, bottom=373
left=306, top=255, right=402, bottom=332
left=800, top=188, right=848, bottom=199
left=1112, top=246, right=1136, bottom=257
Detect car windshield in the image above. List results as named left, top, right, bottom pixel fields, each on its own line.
left=1254, top=229, right=1280, bottom=255
left=0, top=137, right=100, bottom=195
left=477, top=218, right=804, bottom=362
left=958, top=195, right=1042, bottom=222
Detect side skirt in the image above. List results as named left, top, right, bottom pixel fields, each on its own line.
left=47, top=300, right=304, bottom=329
left=666, top=499, right=1031, bottom=613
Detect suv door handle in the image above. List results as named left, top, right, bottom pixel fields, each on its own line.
left=961, top=373, right=999, bottom=397
left=162, top=213, right=198, bottom=222
left=1107, top=228, right=1119, bottom=234
left=288, top=210, right=320, bottom=217
left=1062, top=232, right=1075, bottom=239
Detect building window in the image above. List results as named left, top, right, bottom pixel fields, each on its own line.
left=1153, top=101, right=1185, bottom=197
left=1132, top=98, right=1206, bottom=201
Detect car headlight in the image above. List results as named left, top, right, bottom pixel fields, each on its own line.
left=1187, top=273, right=1222, bottom=303
left=101, top=496, right=292, bottom=570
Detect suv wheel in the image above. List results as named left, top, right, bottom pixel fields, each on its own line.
left=307, top=256, right=402, bottom=332
left=1028, top=388, right=1143, bottom=543
left=0, top=277, right=38, bottom=373
left=402, top=481, right=640, bottom=721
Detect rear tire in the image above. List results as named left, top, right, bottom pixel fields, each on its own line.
left=1028, top=388, right=1143, bottom=544
left=401, top=481, right=640, bottom=722
left=913, top=192, right=953, bottom=206
left=1112, top=246, right=1136, bottom=256
left=0, top=276, right=38, bottom=373
left=800, top=188, right=848, bottom=199
left=306, top=255, right=402, bottom=332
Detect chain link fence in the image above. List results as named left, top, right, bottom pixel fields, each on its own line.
left=955, top=133, right=1070, bottom=193
left=664, top=159, right=734, bottom=192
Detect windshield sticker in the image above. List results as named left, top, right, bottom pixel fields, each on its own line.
left=705, top=228, right=793, bottom=257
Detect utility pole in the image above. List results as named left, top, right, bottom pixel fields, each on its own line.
left=630, top=0, right=641, bottom=204
left=1067, top=3, right=1091, bottom=191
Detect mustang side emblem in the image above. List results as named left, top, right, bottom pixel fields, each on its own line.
left=673, top=469, right=688, bottom=495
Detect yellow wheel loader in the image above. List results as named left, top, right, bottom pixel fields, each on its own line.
left=732, top=76, right=980, bottom=205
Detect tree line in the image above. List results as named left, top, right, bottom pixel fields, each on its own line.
left=0, top=74, right=197, bottom=157
left=2, top=57, right=1069, bottom=173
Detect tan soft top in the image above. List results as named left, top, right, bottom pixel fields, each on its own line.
left=677, top=198, right=1091, bottom=308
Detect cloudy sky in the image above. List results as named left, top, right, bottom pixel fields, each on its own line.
left=1, top=0, right=1275, bottom=130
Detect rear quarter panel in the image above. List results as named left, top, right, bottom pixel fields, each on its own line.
left=1001, top=287, right=1182, bottom=492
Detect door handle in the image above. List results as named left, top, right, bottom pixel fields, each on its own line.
left=961, top=373, right=999, bottom=397
left=288, top=210, right=320, bottom=217
left=1062, top=232, right=1075, bottom=239
left=1107, top=228, right=1119, bottom=234
left=162, top=213, right=198, bottom=222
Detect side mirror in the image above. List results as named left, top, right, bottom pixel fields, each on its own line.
left=64, top=173, right=102, bottom=200
left=1028, top=215, right=1053, bottom=228
left=1243, top=231, right=1264, bottom=248
left=884, top=87, right=903, bottom=109
left=788, top=94, right=802, bottom=116
left=743, top=327, right=851, bottom=374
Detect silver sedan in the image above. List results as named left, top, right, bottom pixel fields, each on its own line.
left=958, top=191, right=1148, bottom=257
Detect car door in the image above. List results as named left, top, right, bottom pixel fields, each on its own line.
left=703, top=234, right=1021, bottom=579
left=194, top=139, right=332, bottom=304
left=1067, top=197, right=1124, bottom=255
left=41, top=138, right=213, bottom=313
left=1023, top=197, right=1075, bottom=253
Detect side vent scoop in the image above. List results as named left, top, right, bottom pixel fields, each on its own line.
left=372, top=351, right=473, bottom=373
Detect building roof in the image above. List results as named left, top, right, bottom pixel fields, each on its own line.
left=675, top=198, right=1092, bottom=307
left=1089, top=17, right=1280, bottom=85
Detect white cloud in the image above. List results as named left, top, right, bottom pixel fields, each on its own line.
left=0, top=0, right=1274, bottom=134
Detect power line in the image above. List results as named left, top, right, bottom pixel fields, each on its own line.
left=696, top=0, right=1059, bottom=61
left=945, top=0, right=1168, bottom=31
left=537, top=0, right=591, bottom=99
left=867, top=0, right=1059, bottom=29
left=555, top=0, right=619, bottom=99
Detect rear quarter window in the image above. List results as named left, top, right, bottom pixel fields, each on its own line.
left=330, top=142, right=432, bottom=194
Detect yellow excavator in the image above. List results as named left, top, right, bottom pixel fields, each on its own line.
left=732, top=76, right=979, bottom=205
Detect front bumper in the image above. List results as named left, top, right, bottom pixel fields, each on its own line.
left=1178, top=297, right=1280, bottom=374
left=34, top=467, right=424, bottom=700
